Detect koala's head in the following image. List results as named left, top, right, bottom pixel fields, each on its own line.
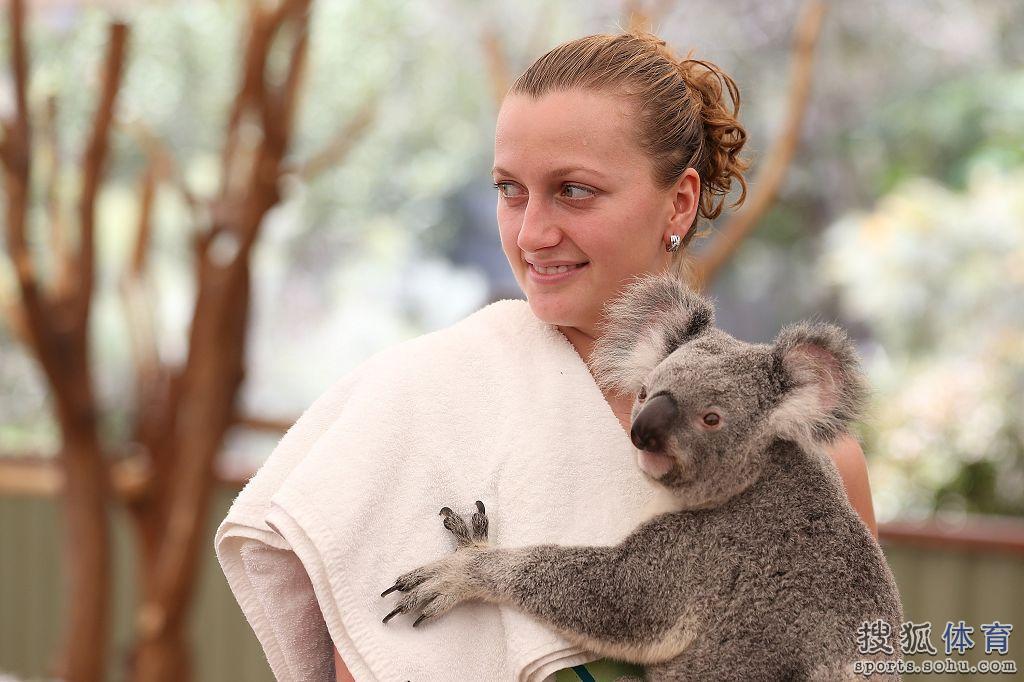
left=590, top=273, right=868, bottom=510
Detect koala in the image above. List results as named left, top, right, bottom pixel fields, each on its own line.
left=380, top=273, right=904, bottom=681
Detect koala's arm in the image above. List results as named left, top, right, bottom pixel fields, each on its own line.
left=466, top=543, right=690, bottom=664
left=825, top=433, right=878, bottom=539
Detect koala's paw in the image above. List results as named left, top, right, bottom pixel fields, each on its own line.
left=379, top=501, right=489, bottom=628
left=379, top=547, right=483, bottom=627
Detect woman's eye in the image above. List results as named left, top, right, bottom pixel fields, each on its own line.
left=561, top=184, right=595, bottom=201
left=492, top=181, right=594, bottom=203
left=493, top=182, right=523, bottom=199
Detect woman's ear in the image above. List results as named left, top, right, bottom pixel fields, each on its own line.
left=767, top=320, right=870, bottom=454
left=668, top=167, right=701, bottom=236
left=590, top=272, right=714, bottom=396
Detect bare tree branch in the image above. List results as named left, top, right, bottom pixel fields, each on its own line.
left=622, top=0, right=649, bottom=32
left=272, top=0, right=311, bottom=137
left=41, top=95, right=76, bottom=302
left=480, top=22, right=512, bottom=106
left=118, top=158, right=163, bottom=400
left=524, top=4, right=556, bottom=72
left=621, top=0, right=678, bottom=32
left=6, top=0, right=29, bottom=131
left=73, top=22, right=128, bottom=331
left=689, top=0, right=827, bottom=292
left=287, top=91, right=380, bottom=181
left=120, top=118, right=202, bottom=218
left=0, top=5, right=131, bottom=680
left=478, top=3, right=558, bottom=108
left=2, top=0, right=44, bottom=352
left=129, top=3, right=314, bottom=678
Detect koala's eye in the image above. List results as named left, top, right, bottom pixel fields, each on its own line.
left=702, top=412, right=721, bottom=427
left=637, top=386, right=647, bottom=401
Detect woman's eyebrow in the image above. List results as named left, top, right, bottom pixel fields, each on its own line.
left=491, top=165, right=608, bottom=180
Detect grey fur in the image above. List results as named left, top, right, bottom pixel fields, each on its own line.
left=382, top=273, right=903, bottom=681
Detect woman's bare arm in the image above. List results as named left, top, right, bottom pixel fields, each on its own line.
left=825, top=432, right=879, bottom=539
left=334, top=644, right=355, bottom=682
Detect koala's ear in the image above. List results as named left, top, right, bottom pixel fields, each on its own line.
left=768, top=320, right=869, bottom=452
left=589, top=272, right=715, bottom=396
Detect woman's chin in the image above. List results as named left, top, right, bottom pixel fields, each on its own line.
left=524, top=296, right=583, bottom=327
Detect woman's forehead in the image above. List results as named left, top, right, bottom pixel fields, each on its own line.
left=493, top=90, right=641, bottom=174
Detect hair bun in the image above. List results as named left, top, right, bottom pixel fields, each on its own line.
left=675, top=54, right=750, bottom=221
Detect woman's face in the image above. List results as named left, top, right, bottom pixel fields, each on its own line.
left=492, top=88, right=698, bottom=342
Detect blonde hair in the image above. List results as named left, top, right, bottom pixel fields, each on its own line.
left=508, top=29, right=751, bottom=280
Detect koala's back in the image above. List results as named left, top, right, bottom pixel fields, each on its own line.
left=632, top=440, right=903, bottom=681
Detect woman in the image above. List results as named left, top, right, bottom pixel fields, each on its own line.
left=331, top=29, right=879, bottom=681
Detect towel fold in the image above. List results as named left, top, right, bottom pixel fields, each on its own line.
left=214, top=298, right=668, bottom=681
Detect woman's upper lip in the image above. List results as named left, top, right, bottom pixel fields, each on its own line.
left=525, top=258, right=590, bottom=267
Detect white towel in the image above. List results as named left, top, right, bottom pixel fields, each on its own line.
left=214, top=298, right=672, bottom=682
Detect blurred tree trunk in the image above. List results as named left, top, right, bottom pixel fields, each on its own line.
left=0, top=1, right=333, bottom=680
left=1, top=2, right=126, bottom=678
left=124, top=2, right=312, bottom=680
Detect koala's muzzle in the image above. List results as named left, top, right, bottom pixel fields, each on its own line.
left=630, top=393, right=678, bottom=454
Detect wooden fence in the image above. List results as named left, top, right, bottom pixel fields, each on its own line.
left=1, top=486, right=1021, bottom=681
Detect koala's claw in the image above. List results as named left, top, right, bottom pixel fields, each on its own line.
left=381, top=502, right=491, bottom=627
left=438, top=502, right=489, bottom=547
left=471, top=501, right=489, bottom=543
left=379, top=565, right=431, bottom=599
left=382, top=591, right=441, bottom=625
left=381, top=564, right=466, bottom=627
left=382, top=501, right=493, bottom=622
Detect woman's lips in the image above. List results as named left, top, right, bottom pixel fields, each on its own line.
left=527, top=261, right=589, bottom=284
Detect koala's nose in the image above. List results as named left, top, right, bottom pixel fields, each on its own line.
left=630, top=393, right=678, bottom=454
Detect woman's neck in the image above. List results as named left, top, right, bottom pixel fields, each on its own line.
left=557, top=324, right=597, bottom=365
left=559, top=323, right=635, bottom=436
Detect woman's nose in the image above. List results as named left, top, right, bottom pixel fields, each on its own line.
left=516, top=198, right=561, bottom=252
left=630, top=394, right=678, bottom=453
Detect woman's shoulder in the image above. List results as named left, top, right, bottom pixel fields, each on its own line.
left=328, top=297, right=540, bottom=391
left=424, top=297, right=535, bottom=346
left=365, top=298, right=536, bottom=364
